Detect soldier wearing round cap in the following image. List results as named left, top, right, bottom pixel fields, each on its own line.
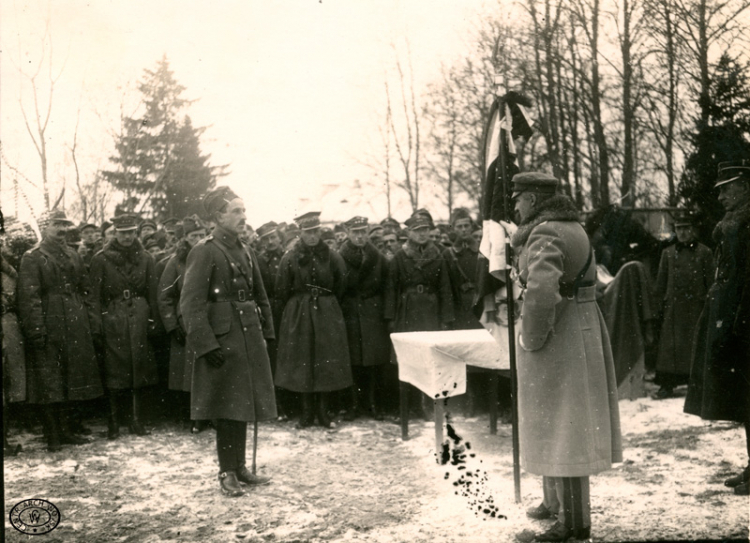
left=510, top=172, right=622, bottom=542
left=652, top=212, right=713, bottom=400
left=180, top=186, right=276, bottom=497
left=161, top=217, right=179, bottom=250
left=384, top=212, right=455, bottom=419
left=157, top=215, right=207, bottom=430
left=18, top=210, right=104, bottom=451
left=274, top=211, right=353, bottom=429
left=255, top=221, right=292, bottom=420
left=338, top=216, right=390, bottom=420
left=138, top=219, right=157, bottom=242
left=89, top=213, right=159, bottom=440
left=78, top=222, right=99, bottom=268
left=685, top=160, right=750, bottom=495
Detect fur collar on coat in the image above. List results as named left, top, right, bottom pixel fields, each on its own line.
left=511, top=195, right=580, bottom=249
left=713, top=200, right=750, bottom=243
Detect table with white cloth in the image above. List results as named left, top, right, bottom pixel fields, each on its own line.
left=390, top=328, right=511, bottom=451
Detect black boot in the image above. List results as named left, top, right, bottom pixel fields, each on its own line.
left=343, top=386, right=359, bottom=421
left=59, top=407, right=89, bottom=445
left=725, top=465, right=750, bottom=488
left=297, top=393, right=315, bottom=429
left=68, top=403, right=93, bottom=435
left=107, top=390, right=120, bottom=440
left=129, top=389, right=150, bottom=436
left=317, top=393, right=334, bottom=429
left=218, top=471, right=245, bottom=497
left=366, top=369, right=384, bottom=421
left=235, top=423, right=272, bottom=486
left=42, top=405, right=62, bottom=452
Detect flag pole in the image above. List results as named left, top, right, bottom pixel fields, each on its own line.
left=493, top=39, right=522, bottom=505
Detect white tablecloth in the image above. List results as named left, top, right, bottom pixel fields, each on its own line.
left=390, top=328, right=511, bottom=399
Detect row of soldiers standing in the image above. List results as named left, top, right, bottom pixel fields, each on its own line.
left=1, top=193, right=486, bottom=455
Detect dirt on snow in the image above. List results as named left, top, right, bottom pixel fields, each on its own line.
left=4, top=383, right=749, bottom=542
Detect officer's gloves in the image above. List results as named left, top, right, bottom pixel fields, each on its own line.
left=205, top=348, right=225, bottom=368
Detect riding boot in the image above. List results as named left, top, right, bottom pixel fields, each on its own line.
left=317, top=392, right=334, bottom=429
left=367, top=370, right=384, bottom=421
left=129, top=389, right=150, bottom=436
left=107, top=390, right=120, bottom=440
left=297, top=393, right=315, bottom=429
left=343, top=386, right=359, bottom=421
left=59, top=405, right=88, bottom=445
left=69, top=402, right=92, bottom=435
left=3, top=408, right=21, bottom=456
left=42, top=404, right=62, bottom=452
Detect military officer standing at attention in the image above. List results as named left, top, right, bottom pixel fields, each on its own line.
left=18, top=210, right=104, bottom=451
left=384, top=213, right=454, bottom=419
left=510, top=172, right=622, bottom=542
left=181, top=187, right=276, bottom=497
left=338, top=216, right=390, bottom=420
left=256, top=221, right=294, bottom=420
left=89, top=213, right=160, bottom=440
left=274, top=212, right=352, bottom=429
left=684, top=161, right=750, bottom=495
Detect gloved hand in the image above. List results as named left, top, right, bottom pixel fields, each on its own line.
left=31, top=335, right=46, bottom=351
left=171, top=327, right=187, bottom=345
left=204, top=348, right=225, bottom=368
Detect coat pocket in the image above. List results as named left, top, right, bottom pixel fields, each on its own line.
left=208, top=302, right=232, bottom=336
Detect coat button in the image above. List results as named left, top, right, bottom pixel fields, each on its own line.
left=243, top=327, right=248, bottom=332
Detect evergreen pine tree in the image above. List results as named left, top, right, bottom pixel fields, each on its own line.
left=679, top=54, right=750, bottom=242
left=102, top=55, right=225, bottom=219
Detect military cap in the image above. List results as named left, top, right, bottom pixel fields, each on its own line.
left=368, top=224, right=384, bottom=236
left=79, top=221, right=98, bottom=232
left=673, top=210, right=697, bottom=228
left=380, top=217, right=400, bottom=228
left=182, top=215, right=205, bottom=235
left=66, top=227, right=82, bottom=245
left=320, top=227, right=335, bottom=241
left=333, top=223, right=346, bottom=233
left=38, top=209, right=74, bottom=230
left=100, top=221, right=113, bottom=235
left=112, top=214, right=139, bottom=231
left=294, top=211, right=321, bottom=231
left=139, top=219, right=157, bottom=233
left=345, top=216, right=369, bottom=231
left=414, top=208, right=434, bottom=222
left=203, top=186, right=240, bottom=215
left=143, top=236, right=160, bottom=250
left=715, top=160, right=750, bottom=188
left=257, top=221, right=279, bottom=238
left=404, top=214, right=432, bottom=230
left=511, top=172, right=559, bottom=199
left=161, top=217, right=179, bottom=231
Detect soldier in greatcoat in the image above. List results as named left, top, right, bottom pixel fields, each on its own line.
left=157, top=216, right=207, bottom=430
left=18, top=210, right=104, bottom=451
left=685, top=161, right=750, bottom=495
left=510, top=173, right=622, bottom=542
left=652, top=213, right=714, bottom=399
left=339, top=216, right=390, bottom=420
left=384, top=213, right=455, bottom=418
left=180, top=187, right=276, bottom=497
left=274, top=212, right=353, bottom=429
left=256, top=221, right=294, bottom=419
left=89, top=213, right=159, bottom=439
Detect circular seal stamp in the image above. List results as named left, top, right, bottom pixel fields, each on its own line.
left=9, top=499, right=60, bottom=535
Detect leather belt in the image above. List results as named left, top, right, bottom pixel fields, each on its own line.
left=213, top=289, right=254, bottom=303
left=48, top=283, right=75, bottom=295
left=406, top=284, right=434, bottom=295
left=559, top=280, right=596, bottom=298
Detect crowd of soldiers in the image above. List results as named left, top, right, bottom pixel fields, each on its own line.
left=1, top=195, right=487, bottom=457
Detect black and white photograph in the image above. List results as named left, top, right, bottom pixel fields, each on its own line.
left=2, top=0, right=749, bottom=541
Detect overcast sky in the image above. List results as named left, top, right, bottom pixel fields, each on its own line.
left=1, top=0, right=494, bottom=227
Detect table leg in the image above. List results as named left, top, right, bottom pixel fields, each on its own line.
left=489, top=372, right=499, bottom=435
left=400, top=381, right=409, bottom=440
left=434, top=398, right=444, bottom=459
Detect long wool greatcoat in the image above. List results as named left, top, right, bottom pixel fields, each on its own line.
left=2, top=256, right=26, bottom=404
left=512, top=195, right=622, bottom=478
left=384, top=240, right=455, bottom=337
left=180, top=226, right=277, bottom=422
left=89, top=239, right=159, bottom=390
left=654, top=241, right=714, bottom=377
left=443, top=238, right=482, bottom=331
left=18, top=238, right=103, bottom=404
left=685, top=203, right=750, bottom=423
left=339, top=239, right=390, bottom=367
left=274, top=239, right=353, bottom=392
left=157, top=241, right=194, bottom=392
left=257, top=246, right=285, bottom=372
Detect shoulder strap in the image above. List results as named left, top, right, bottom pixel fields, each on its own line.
left=572, top=243, right=594, bottom=290
left=209, top=237, right=254, bottom=287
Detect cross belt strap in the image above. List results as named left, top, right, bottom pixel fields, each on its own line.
left=558, top=244, right=594, bottom=299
